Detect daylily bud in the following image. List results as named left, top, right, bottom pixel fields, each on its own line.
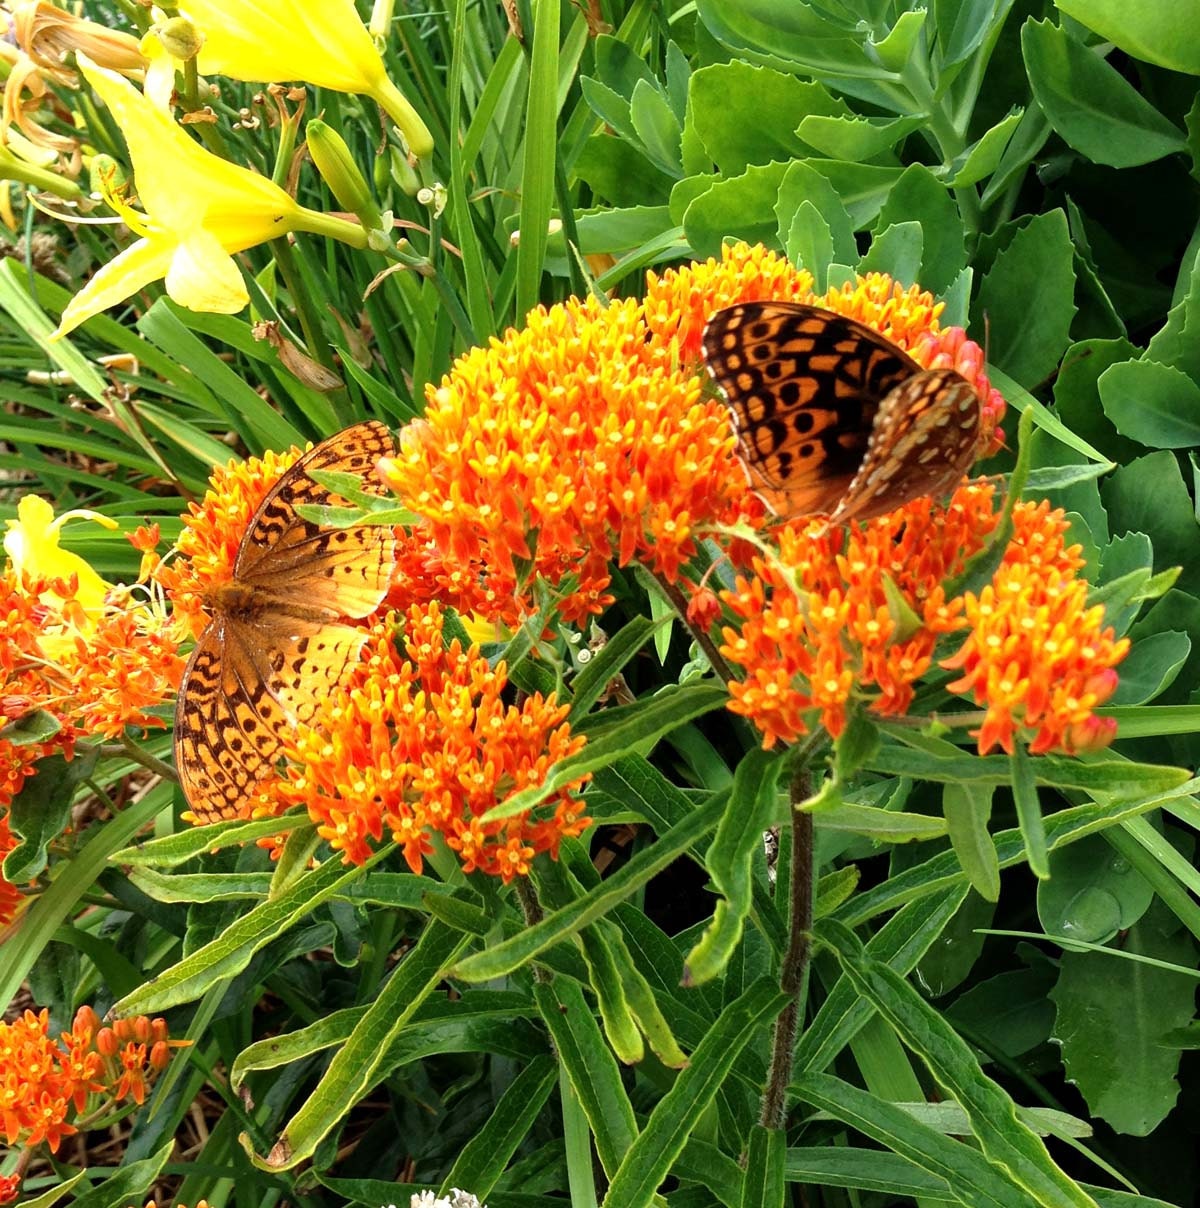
left=306, top=118, right=382, bottom=231
left=387, top=145, right=420, bottom=196
left=153, top=16, right=204, bottom=62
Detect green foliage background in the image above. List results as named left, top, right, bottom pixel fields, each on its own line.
left=3, top=0, right=1200, bottom=1205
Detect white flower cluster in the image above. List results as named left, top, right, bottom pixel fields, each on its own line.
left=383, top=1192, right=486, bottom=1208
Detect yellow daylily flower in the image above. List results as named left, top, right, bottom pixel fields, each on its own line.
left=52, top=57, right=367, bottom=340
left=168, top=0, right=432, bottom=157
left=4, top=495, right=116, bottom=627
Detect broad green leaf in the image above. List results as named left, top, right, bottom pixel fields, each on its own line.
left=973, top=210, right=1076, bottom=388
left=1101, top=453, right=1200, bottom=597
left=1054, top=338, right=1146, bottom=465
left=69, top=1141, right=174, bottom=1208
left=874, top=163, right=966, bottom=293
left=950, top=109, right=1023, bottom=187
left=1051, top=905, right=1197, bottom=1135
left=785, top=202, right=835, bottom=291
left=683, top=161, right=789, bottom=257
left=945, top=965, right=1058, bottom=1059
left=915, top=890, right=995, bottom=998
left=1108, top=631, right=1190, bottom=705
left=535, top=978, right=638, bottom=1178
left=859, top=221, right=923, bottom=285
left=0, top=710, right=61, bottom=746
left=1022, top=20, right=1185, bottom=166
left=575, top=135, right=676, bottom=207
left=777, top=160, right=857, bottom=267
left=1099, top=359, right=1200, bottom=448
left=741, top=1125, right=785, bottom=1208
left=1037, top=831, right=1155, bottom=944
left=5, top=746, right=99, bottom=883
left=685, top=747, right=784, bottom=985
left=602, top=979, right=788, bottom=1207
left=1055, top=0, right=1200, bottom=75
left=795, top=114, right=924, bottom=161
left=630, top=80, right=683, bottom=175
left=689, top=63, right=841, bottom=172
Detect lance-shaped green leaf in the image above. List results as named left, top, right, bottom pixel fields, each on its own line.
left=116, top=849, right=384, bottom=1014
left=1011, top=743, right=1049, bottom=879
left=440, top=1055, right=558, bottom=1200
left=535, top=978, right=638, bottom=1179
left=793, top=1073, right=1028, bottom=1207
left=579, top=922, right=644, bottom=1064
left=741, top=1124, right=785, bottom=1208
left=822, top=921, right=1099, bottom=1207
left=113, top=814, right=310, bottom=867
left=254, top=918, right=471, bottom=1171
left=453, top=790, right=725, bottom=981
left=684, top=747, right=784, bottom=985
left=569, top=613, right=670, bottom=720
left=944, top=782, right=1001, bottom=902
left=483, top=683, right=729, bottom=822
left=602, top=978, right=788, bottom=1206
left=602, top=918, right=688, bottom=1067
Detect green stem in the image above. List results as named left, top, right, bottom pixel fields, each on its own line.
left=655, top=573, right=738, bottom=685
left=759, top=765, right=815, bottom=1130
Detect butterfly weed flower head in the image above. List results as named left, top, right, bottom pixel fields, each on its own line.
left=265, top=602, right=590, bottom=881
left=379, top=293, right=755, bottom=626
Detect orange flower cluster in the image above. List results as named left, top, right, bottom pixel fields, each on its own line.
left=0, top=1006, right=180, bottom=1161
left=0, top=568, right=183, bottom=811
left=944, top=502, right=1127, bottom=754
left=718, top=487, right=1126, bottom=756
left=152, top=444, right=305, bottom=639
left=267, top=602, right=590, bottom=882
left=379, top=294, right=754, bottom=625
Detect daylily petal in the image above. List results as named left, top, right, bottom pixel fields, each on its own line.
left=165, top=230, right=248, bottom=313
left=52, top=236, right=173, bottom=339
left=4, top=496, right=114, bottom=618
left=77, top=55, right=299, bottom=238
left=182, top=0, right=387, bottom=94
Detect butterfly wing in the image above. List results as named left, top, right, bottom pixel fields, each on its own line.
left=702, top=302, right=923, bottom=516
left=235, top=419, right=397, bottom=618
left=830, top=369, right=981, bottom=525
left=176, top=420, right=397, bottom=823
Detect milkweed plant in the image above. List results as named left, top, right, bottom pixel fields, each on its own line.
left=1, top=1, right=1199, bottom=1205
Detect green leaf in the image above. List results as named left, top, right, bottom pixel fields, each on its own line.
left=1022, top=19, right=1185, bottom=166
left=1101, top=452, right=1200, bottom=597
left=824, top=922, right=1100, bottom=1206
left=950, top=109, right=1023, bottom=187
left=262, top=918, right=472, bottom=1170
left=777, top=161, right=857, bottom=267
left=440, top=1055, right=558, bottom=1200
left=796, top=888, right=969, bottom=1075
left=1055, top=0, right=1200, bottom=75
left=1108, top=631, right=1190, bottom=705
left=487, top=683, right=729, bottom=821
left=1011, top=743, right=1049, bottom=880
left=973, top=210, right=1077, bottom=388
left=535, top=978, right=638, bottom=1178
left=1099, top=359, right=1200, bottom=448
left=684, top=747, right=784, bottom=985
left=0, top=710, right=61, bottom=746
left=1053, top=338, right=1146, bottom=464
left=874, top=163, right=966, bottom=293
left=944, top=782, right=1001, bottom=902
left=794, top=1073, right=1030, bottom=1207
left=1051, top=905, right=1197, bottom=1135
left=783, top=1145, right=969, bottom=1197
left=795, top=114, right=924, bottom=162
left=579, top=924, right=644, bottom=1063
left=1037, top=831, right=1155, bottom=944
left=741, top=1124, right=785, bottom=1208
left=568, top=614, right=667, bottom=721
left=785, top=202, right=835, bottom=291
left=68, top=1141, right=174, bottom=1208
left=602, top=979, right=788, bottom=1207
left=630, top=79, right=683, bottom=175
left=812, top=802, right=947, bottom=842
left=455, top=790, right=725, bottom=981
left=114, top=850, right=381, bottom=1014
left=859, top=222, right=924, bottom=285
left=945, top=965, right=1058, bottom=1060
left=683, top=161, right=789, bottom=257
left=689, top=63, right=841, bottom=172
left=5, top=746, right=99, bottom=883
left=915, top=889, right=996, bottom=998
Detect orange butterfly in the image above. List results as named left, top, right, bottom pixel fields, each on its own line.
left=702, top=302, right=981, bottom=524
left=174, top=420, right=397, bottom=824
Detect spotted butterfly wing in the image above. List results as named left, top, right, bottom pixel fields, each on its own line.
left=701, top=301, right=980, bottom=522
left=174, top=420, right=397, bottom=823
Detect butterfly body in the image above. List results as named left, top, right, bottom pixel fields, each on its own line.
left=702, top=302, right=981, bottom=523
left=174, top=420, right=397, bottom=825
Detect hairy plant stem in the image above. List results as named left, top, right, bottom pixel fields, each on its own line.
left=514, top=876, right=551, bottom=984
left=759, top=765, right=815, bottom=1130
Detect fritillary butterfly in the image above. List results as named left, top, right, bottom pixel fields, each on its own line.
left=174, top=420, right=397, bottom=825
left=702, top=301, right=981, bottom=523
